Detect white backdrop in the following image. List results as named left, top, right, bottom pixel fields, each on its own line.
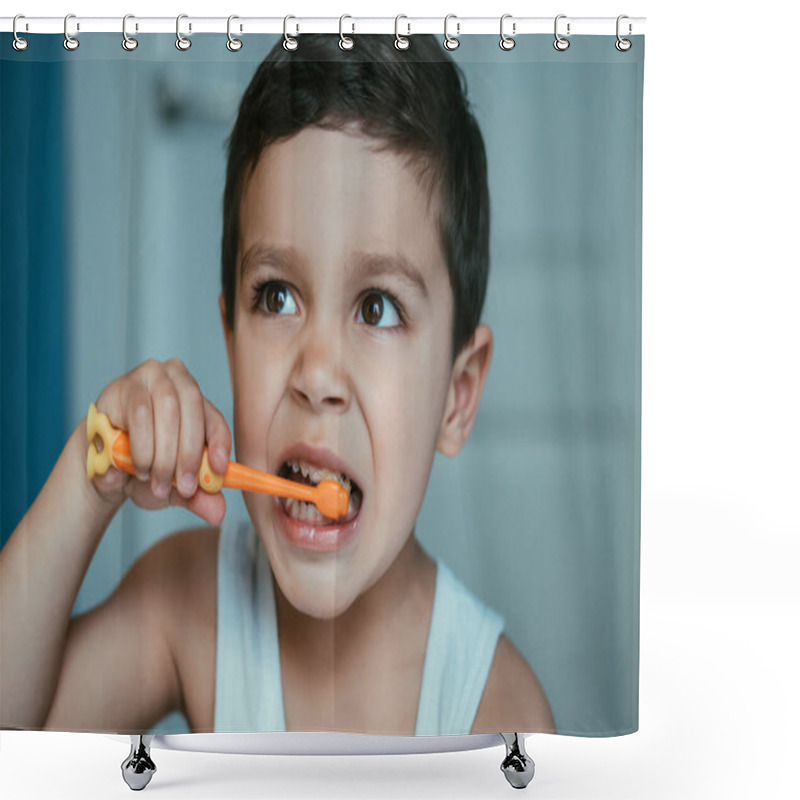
left=1, top=1, right=798, bottom=799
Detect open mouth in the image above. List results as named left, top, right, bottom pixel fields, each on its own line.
left=277, top=458, right=363, bottom=526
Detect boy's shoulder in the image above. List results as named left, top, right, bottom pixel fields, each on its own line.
left=470, top=633, right=556, bottom=734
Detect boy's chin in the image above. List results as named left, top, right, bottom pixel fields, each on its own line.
left=275, top=567, right=361, bottom=621
left=257, top=499, right=382, bottom=619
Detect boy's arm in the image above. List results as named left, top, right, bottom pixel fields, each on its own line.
left=2, top=358, right=229, bottom=731
left=0, top=419, right=119, bottom=728
left=43, top=531, right=183, bottom=733
left=0, top=419, right=178, bottom=731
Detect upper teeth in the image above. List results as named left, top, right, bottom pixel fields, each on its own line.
left=287, top=458, right=352, bottom=492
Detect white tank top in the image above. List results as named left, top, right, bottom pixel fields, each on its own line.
left=214, top=517, right=505, bottom=736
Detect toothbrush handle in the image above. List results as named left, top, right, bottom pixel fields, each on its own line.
left=108, top=429, right=317, bottom=503
left=107, top=431, right=225, bottom=493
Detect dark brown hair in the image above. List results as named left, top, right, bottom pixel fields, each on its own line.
left=222, top=34, right=490, bottom=360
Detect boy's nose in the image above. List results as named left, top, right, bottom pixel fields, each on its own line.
left=289, top=330, right=350, bottom=414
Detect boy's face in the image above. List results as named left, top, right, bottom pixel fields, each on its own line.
left=222, top=125, right=475, bottom=619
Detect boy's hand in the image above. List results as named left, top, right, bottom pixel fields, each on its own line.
left=89, top=358, right=231, bottom=526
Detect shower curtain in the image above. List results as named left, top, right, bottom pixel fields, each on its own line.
left=1, top=24, right=644, bottom=741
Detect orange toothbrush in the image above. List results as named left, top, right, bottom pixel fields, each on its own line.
left=85, top=402, right=349, bottom=519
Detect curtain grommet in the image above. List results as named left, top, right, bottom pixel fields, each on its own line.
left=12, top=14, right=28, bottom=51
left=64, top=13, right=80, bottom=51
left=339, top=15, right=355, bottom=50
left=499, top=14, right=516, bottom=51
left=122, top=14, right=138, bottom=51
left=443, top=14, right=460, bottom=50
left=175, top=14, right=191, bottom=51
left=227, top=15, right=243, bottom=52
left=554, top=14, right=570, bottom=51
left=394, top=15, right=410, bottom=51
left=283, top=15, right=298, bottom=51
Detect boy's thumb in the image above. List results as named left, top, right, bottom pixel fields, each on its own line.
left=183, top=489, right=226, bottom=527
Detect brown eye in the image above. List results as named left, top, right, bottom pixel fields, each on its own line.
left=361, top=292, right=384, bottom=326
left=253, top=280, right=298, bottom=316
left=357, top=290, right=403, bottom=328
left=266, top=284, right=286, bottom=313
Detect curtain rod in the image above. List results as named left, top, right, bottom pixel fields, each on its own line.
left=1, top=15, right=646, bottom=36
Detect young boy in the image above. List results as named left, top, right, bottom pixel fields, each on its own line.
left=0, top=34, right=554, bottom=737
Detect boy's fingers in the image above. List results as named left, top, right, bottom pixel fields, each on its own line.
left=95, top=379, right=121, bottom=422
left=203, top=397, right=232, bottom=476
left=166, top=362, right=205, bottom=498
left=95, top=380, right=129, bottom=442
left=125, top=474, right=169, bottom=510
left=126, top=476, right=226, bottom=525
left=183, top=489, right=226, bottom=527
left=149, top=377, right=180, bottom=500
left=91, top=462, right=128, bottom=495
left=95, top=377, right=150, bottom=485
left=124, top=380, right=155, bottom=481
left=92, top=359, right=232, bottom=517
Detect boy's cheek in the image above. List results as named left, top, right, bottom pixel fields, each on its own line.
left=233, top=342, right=283, bottom=399
left=231, top=377, right=276, bottom=461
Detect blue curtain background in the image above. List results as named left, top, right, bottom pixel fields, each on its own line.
left=1, top=54, right=66, bottom=549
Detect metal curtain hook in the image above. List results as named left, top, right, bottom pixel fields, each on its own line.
left=553, top=14, right=570, bottom=51
left=12, top=14, right=29, bottom=51
left=616, top=14, right=632, bottom=51
left=395, top=14, right=410, bottom=50
left=227, top=15, right=243, bottom=51
left=122, top=14, right=138, bottom=51
left=64, top=13, right=79, bottom=51
left=500, top=14, right=516, bottom=50
left=339, top=14, right=354, bottom=50
left=176, top=13, right=191, bottom=50
left=444, top=14, right=460, bottom=50
left=283, top=15, right=298, bottom=50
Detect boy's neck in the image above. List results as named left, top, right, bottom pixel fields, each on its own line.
left=272, top=532, right=435, bottom=662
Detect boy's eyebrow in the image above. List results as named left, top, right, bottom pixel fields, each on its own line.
left=240, top=244, right=429, bottom=299
left=351, top=251, right=429, bottom=299
left=240, top=244, right=304, bottom=284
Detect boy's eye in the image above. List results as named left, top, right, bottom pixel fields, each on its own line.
left=255, top=282, right=402, bottom=327
left=358, top=291, right=402, bottom=328
left=259, top=281, right=298, bottom=315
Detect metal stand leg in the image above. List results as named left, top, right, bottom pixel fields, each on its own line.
left=500, top=733, right=535, bottom=789
left=121, top=735, right=157, bottom=791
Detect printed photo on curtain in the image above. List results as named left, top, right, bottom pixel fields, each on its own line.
left=1, top=24, right=643, bottom=754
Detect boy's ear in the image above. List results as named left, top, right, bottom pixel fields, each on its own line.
left=437, top=323, right=493, bottom=457
left=219, top=293, right=234, bottom=386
